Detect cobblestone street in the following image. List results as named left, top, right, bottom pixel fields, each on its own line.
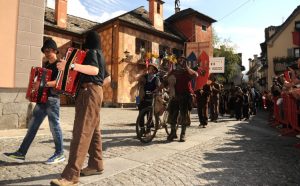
left=0, top=107, right=300, bottom=185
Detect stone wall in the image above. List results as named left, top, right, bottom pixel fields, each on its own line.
left=15, top=0, right=46, bottom=87
left=0, top=88, right=33, bottom=129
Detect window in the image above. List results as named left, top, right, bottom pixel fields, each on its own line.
left=294, top=48, right=300, bottom=58
left=135, top=38, right=152, bottom=54
left=295, top=21, right=300, bottom=31
left=202, top=25, right=207, bottom=32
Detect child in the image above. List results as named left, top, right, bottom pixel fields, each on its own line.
left=3, top=39, right=64, bottom=164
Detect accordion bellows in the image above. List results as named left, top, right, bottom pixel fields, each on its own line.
left=55, top=48, right=86, bottom=97
left=26, top=67, right=52, bottom=103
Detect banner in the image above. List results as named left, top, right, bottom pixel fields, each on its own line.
left=209, top=57, right=225, bottom=73
left=194, top=51, right=210, bottom=91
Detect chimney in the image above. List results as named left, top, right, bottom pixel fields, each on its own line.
left=175, top=0, right=180, bottom=13
left=55, top=0, right=68, bottom=29
left=148, top=0, right=164, bottom=32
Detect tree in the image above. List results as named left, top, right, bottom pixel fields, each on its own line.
left=212, top=27, right=243, bottom=83
left=214, top=45, right=241, bottom=83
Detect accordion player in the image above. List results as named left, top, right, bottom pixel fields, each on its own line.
left=26, top=67, right=52, bottom=103
left=55, top=48, right=86, bottom=97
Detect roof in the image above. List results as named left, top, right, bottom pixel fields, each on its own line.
left=44, top=6, right=214, bottom=42
left=93, top=6, right=184, bottom=41
left=44, top=7, right=98, bottom=35
left=267, top=5, right=300, bottom=45
left=165, top=8, right=217, bottom=24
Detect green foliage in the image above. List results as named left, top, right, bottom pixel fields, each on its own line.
left=212, top=29, right=243, bottom=83
left=213, top=45, right=241, bottom=83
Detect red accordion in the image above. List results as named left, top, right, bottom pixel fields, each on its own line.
left=55, top=48, right=86, bottom=97
left=26, top=67, right=52, bottom=103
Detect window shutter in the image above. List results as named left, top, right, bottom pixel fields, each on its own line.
left=135, top=38, right=141, bottom=54
left=287, top=48, right=294, bottom=57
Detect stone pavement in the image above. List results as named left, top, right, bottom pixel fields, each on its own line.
left=0, top=107, right=300, bottom=185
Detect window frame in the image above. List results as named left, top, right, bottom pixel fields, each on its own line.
left=135, top=38, right=152, bottom=54
left=294, top=48, right=300, bottom=58
left=295, top=21, right=300, bottom=31
left=201, top=24, right=207, bottom=32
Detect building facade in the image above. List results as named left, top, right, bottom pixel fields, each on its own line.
left=264, top=6, right=300, bottom=89
left=0, top=0, right=216, bottom=129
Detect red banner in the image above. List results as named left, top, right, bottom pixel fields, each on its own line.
left=194, top=51, right=210, bottom=91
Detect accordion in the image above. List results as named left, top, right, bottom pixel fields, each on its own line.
left=55, top=48, right=86, bottom=97
left=26, top=67, right=52, bottom=103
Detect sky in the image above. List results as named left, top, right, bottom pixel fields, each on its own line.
left=47, top=0, right=300, bottom=71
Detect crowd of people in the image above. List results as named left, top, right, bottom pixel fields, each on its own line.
left=265, top=59, right=300, bottom=129
left=137, top=55, right=264, bottom=144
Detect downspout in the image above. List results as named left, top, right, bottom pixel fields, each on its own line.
left=111, top=22, right=119, bottom=106
left=111, top=23, right=115, bottom=105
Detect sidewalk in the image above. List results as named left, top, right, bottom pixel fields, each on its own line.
left=1, top=108, right=300, bottom=185
left=0, top=108, right=236, bottom=186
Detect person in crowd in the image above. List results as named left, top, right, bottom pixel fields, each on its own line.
left=209, top=75, right=221, bottom=122
left=51, top=31, right=110, bottom=186
left=249, top=86, right=260, bottom=115
left=235, top=86, right=244, bottom=121
left=285, top=60, right=300, bottom=99
left=195, top=81, right=212, bottom=128
left=219, top=84, right=226, bottom=117
left=242, top=88, right=250, bottom=120
left=228, top=83, right=236, bottom=118
left=3, top=39, right=65, bottom=164
left=167, top=56, right=198, bottom=142
left=137, top=63, right=160, bottom=135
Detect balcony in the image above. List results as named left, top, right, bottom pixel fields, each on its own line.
left=292, top=31, right=300, bottom=46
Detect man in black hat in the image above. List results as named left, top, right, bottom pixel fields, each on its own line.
left=3, top=38, right=65, bottom=165
left=167, top=56, right=198, bottom=142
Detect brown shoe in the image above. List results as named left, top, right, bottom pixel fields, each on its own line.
left=80, top=167, right=103, bottom=176
left=50, top=178, right=78, bottom=186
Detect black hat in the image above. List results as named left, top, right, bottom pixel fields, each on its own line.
left=41, top=39, right=58, bottom=54
left=84, top=31, right=101, bottom=49
left=148, top=63, right=159, bottom=73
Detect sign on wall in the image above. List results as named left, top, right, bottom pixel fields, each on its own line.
left=209, top=57, right=225, bottom=73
